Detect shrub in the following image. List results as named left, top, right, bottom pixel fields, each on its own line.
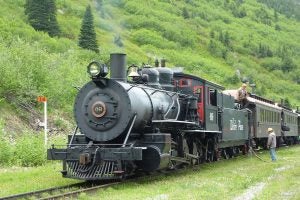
left=132, top=29, right=178, bottom=49
left=0, top=139, right=13, bottom=166
left=15, top=132, right=46, bottom=167
left=0, top=120, right=14, bottom=166
left=261, top=57, right=282, bottom=71
left=226, top=74, right=240, bottom=84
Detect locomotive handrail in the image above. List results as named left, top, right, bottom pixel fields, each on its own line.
left=175, top=97, right=181, bottom=120
left=140, top=87, right=154, bottom=120
left=127, top=83, right=189, bottom=97
left=126, top=85, right=134, bottom=92
left=150, top=89, right=178, bottom=97
left=122, top=114, right=137, bottom=147
left=163, top=95, right=181, bottom=120
left=164, top=96, right=177, bottom=119
left=68, top=126, right=78, bottom=148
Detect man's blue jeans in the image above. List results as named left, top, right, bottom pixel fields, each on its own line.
left=269, top=148, right=276, bottom=161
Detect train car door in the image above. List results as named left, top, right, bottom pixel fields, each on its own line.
left=193, top=86, right=204, bottom=124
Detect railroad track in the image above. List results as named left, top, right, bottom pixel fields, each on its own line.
left=39, top=182, right=121, bottom=200
left=0, top=181, right=120, bottom=200
left=0, top=168, right=183, bottom=200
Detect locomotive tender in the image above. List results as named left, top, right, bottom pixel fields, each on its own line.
left=48, top=53, right=299, bottom=180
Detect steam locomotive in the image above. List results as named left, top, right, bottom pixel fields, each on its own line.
left=48, top=53, right=299, bottom=180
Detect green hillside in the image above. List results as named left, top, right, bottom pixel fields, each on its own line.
left=0, top=0, right=299, bottom=131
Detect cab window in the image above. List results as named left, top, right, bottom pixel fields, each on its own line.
left=208, top=88, right=217, bottom=106
left=194, top=87, right=202, bottom=103
left=179, top=79, right=191, bottom=87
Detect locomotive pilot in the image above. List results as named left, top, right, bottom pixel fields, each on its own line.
left=237, top=83, right=248, bottom=108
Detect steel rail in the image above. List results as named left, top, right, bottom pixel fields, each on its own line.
left=37, top=169, right=188, bottom=200
left=0, top=182, right=99, bottom=200
left=39, top=182, right=121, bottom=200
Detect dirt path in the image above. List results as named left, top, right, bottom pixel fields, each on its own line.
left=234, top=165, right=293, bottom=200
left=233, top=182, right=266, bottom=200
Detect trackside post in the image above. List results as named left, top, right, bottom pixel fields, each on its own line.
left=37, top=96, right=47, bottom=149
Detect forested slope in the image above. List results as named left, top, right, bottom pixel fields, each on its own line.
left=0, top=0, right=299, bottom=130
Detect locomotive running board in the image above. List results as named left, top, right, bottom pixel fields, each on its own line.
left=152, top=120, right=197, bottom=125
left=182, top=130, right=222, bottom=133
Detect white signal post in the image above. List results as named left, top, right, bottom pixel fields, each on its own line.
left=44, top=100, right=47, bottom=148
left=38, top=96, right=48, bottom=149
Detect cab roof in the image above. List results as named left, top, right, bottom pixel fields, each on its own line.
left=174, top=72, right=225, bottom=90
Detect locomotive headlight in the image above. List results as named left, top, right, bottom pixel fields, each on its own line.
left=87, top=61, right=108, bottom=78
left=87, top=62, right=101, bottom=77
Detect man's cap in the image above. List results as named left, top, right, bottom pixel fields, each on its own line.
left=267, top=127, right=273, bottom=132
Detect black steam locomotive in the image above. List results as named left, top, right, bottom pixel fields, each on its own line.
left=48, top=53, right=299, bottom=180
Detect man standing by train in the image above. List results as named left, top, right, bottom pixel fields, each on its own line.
left=267, top=128, right=277, bottom=161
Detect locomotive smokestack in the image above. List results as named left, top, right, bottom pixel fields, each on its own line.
left=110, top=53, right=127, bottom=82
left=161, top=58, right=166, bottom=67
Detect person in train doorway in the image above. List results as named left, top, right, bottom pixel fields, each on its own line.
left=267, top=128, right=277, bottom=161
left=237, top=83, right=248, bottom=108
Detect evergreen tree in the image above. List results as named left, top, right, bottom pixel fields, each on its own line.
left=224, top=31, right=230, bottom=47
left=25, top=0, right=48, bottom=32
left=257, top=43, right=273, bottom=58
left=210, top=30, right=215, bottom=38
left=78, top=5, right=99, bottom=53
left=284, top=98, right=291, bottom=108
left=47, top=0, right=60, bottom=37
left=24, top=0, right=60, bottom=37
left=208, top=40, right=216, bottom=53
left=274, top=10, right=278, bottom=22
left=275, top=24, right=281, bottom=31
left=218, top=31, right=224, bottom=43
left=182, top=7, right=190, bottom=19
left=281, top=57, right=296, bottom=73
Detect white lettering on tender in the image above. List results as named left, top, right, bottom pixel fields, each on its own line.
left=230, top=118, right=244, bottom=131
left=209, top=113, right=214, bottom=121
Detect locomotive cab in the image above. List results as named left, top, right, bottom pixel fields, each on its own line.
left=173, top=73, right=224, bottom=131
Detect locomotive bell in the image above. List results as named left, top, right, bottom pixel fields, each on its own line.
left=128, top=66, right=140, bottom=78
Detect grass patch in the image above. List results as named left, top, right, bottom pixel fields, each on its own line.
left=80, top=146, right=300, bottom=200
left=0, top=162, right=82, bottom=197
left=0, top=146, right=299, bottom=199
